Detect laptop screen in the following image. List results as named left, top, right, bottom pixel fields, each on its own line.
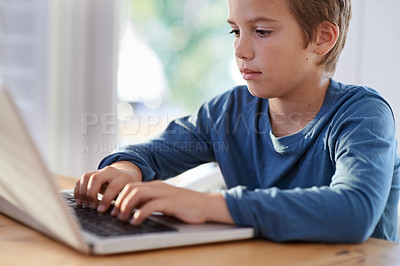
left=0, top=86, right=87, bottom=252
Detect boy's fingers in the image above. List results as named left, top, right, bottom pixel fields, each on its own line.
left=73, top=182, right=82, bottom=205
left=131, top=200, right=166, bottom=225
left=115, top=185, right=144, bottom=221
left=76, top=172, right=94, bottom=206
left=84, top=169, right=113, bottom=208
left=86, top=175, right=107, bottom=209
left=97, top=180, right=128, bottom=213
left=115, top=183, right=160, bottom=221
left=111, top=183, right=142, bottom=216
left=74, top=163, right=143, bottom=211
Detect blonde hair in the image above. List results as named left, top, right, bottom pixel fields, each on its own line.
left=285, top=0, right=352, bottom=76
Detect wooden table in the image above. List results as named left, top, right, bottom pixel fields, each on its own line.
left=0, top=175, right=399, bottom=266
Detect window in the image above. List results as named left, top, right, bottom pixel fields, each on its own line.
left=116, top=0, right=243, bottom=146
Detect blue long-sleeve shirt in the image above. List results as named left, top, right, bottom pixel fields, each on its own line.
left=99, top=79, right=400, bottom=243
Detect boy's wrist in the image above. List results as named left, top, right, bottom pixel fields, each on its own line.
left=205, top=193, right=235, bottom=224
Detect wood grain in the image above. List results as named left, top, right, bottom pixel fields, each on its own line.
left=0, top=175, right=399, bottom=265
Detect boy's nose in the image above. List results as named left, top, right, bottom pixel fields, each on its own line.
left=234, top=37, right=255, bottom=60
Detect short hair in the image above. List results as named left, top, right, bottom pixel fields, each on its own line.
left=285, top=0, right=352, bottom=76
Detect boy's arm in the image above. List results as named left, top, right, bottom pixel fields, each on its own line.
left=74, top=158, right=236, bottom=223
left=74, top=90, right=231, bottom=211
left=97, top=108, right=218, bottom=183
left=74, top=112, right=217, bottom=211
left=94, top=87, right=241, bottom=184
left=96, top=88, right=239, bottom=183
left=222, top=97, right=399, bottom=243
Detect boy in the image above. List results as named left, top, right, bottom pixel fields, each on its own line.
left=74, top=0, right=400, bottom=243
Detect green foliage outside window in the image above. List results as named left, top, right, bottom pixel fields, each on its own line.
left=129, top=0, right=235, bottom=112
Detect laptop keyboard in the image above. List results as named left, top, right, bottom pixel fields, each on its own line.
left=63, top=193, right=176, bottom=237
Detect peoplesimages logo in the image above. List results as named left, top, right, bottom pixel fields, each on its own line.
left=81, top=112, right=170, bottom=136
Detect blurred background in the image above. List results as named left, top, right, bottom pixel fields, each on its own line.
left=0, top=0, right=399, bottom=178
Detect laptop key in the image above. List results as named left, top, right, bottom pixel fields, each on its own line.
left=62, top=193, right=177, bottom=237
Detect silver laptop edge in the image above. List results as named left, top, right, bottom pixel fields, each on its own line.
left=0, top=86, right=89, bottom=253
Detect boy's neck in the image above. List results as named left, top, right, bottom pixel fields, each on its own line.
left=268, top=76, right=330, bottom=138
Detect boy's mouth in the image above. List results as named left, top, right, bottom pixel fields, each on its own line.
left=240, top=68, right=262, bottom=80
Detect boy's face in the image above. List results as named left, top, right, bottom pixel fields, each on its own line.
left=228, top=0, right=320, bottom=99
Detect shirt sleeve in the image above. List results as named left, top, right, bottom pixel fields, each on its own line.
left=222, top=96, right=399, bottom=243
left=97, top=91, right=234, bottom=181
left=98, top=115, right=215, bottom=181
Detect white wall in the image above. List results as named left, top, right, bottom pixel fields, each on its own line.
left=334, top=0, right=400, bottom=145
left=1, top=0, right=120, bottom=178
left=0, top=0, right=49, bottom=159
left=48, top=0, right=119, bottom=177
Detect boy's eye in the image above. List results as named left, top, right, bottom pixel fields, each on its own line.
left=256, top=30, right=272, bottom=37
left=229, top=30, right=240, bottom=37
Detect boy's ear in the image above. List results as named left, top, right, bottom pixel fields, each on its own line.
left=313, top=21, right=339, bottom=56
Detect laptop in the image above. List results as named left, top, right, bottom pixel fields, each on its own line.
left=0, top=85, right=254, bottom=255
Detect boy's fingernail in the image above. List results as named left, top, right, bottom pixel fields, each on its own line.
left=75, top=198, right=81, bottom=205
left=130, top=211, right=140, bottom=225
left=97, top=204, right=106, bottom=212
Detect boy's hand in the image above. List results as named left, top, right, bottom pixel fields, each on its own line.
left=74, top=161, right=142, bottom=212
left=111, top=181, right=235, bottom=225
